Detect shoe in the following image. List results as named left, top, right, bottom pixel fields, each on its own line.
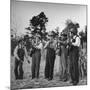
left=15, top=76, right=20, bottom=80
left=16, top=77, right=19, bottom=80
left=31, top=78, right=36, bottom=82
left=19, top=76, right=23, bottom=79
left=32, top=77, right=35, bottom=80
left=44, top=77, right=49, bottom=80
left=70, top=80, right=74, bottom=83
left=62, top=78, right=68, bottom=82
left=35, top=78, right=39, bottom=82
left=72, top=81, right=78, bottom=85
left=48, top=78, right=53, bottom=81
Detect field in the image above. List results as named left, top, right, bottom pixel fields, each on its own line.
left=11, top=48, right=87, bottom=90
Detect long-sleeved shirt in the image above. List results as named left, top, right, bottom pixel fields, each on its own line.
left=72, top=35, right=80, bottom=47
left=14, top=46, right=20, bottom=60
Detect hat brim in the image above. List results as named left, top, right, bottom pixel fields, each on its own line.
left=48, top=34, right=54, bottom=36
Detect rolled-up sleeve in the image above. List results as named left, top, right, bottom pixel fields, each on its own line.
left=14, top=46, right=18, bottom=59
left=44, top=41, right=49, bottom=49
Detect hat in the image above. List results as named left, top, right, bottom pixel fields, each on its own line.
left=61, top=32, right=67, bottom=37
left=70, top=28, right=77, bottom=35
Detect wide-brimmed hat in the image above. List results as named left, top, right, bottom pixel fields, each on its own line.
left=70, top=27, right=77, bottom=35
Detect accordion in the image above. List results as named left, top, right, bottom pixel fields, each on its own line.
left=72, top=38, right=76, bottom=43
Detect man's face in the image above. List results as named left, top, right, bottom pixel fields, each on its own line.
left=36, top=37, right=40, bottom=42
left=70, top=28, right=74, bottom=37
left=49, top=36, right=53, bottom=41
left=61, top=36, right=64, bottom=40
left=18, top=43, right=22, bottom=48
left=71, top=32, right=74, bottom=37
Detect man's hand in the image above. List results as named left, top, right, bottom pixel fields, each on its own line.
left=25, top=56, right=30, bottom=64
left=15, top=56, right=20, bottom=61
left=56, top=49, right=59, bottom=55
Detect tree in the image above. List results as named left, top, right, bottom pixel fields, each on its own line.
left=26, top=12, right=48, bottom=39
left=79, top=26, right=87, bottom=49
left=85, top=25, right=87, bottom=42
left=62, top=19, right=80, bottom=36
left=55, top=27, right=59, bottom=36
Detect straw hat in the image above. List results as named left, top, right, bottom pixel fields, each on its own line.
left=70, top=28, right=77, bottom=35
left=48, top=31, right=54, bottom=36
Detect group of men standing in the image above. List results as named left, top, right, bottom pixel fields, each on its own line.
left=13, top=24, right=81, bottom=85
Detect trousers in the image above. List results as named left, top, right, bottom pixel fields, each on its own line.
left=69, top=46, right=79, bottom=83
left=45, top=48, right=56, bottom=80
left=14, top=58, right=23, bottom=80
left=32, top=49, right=41, bottom=79
left=60, top=46, right=68, bottom=81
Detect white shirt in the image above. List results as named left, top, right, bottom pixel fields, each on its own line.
left=44, top=40, right=57, bottom=50
left=72, top=35, right=80, bottom=47
left=14, top=46, right=19, bottom=59
left=35, top=42, right=43, bottom=50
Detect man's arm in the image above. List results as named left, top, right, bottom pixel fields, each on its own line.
left=44, top=41, right=50, bottom=49
left=24, top=47, right=30, bottom=64
left=59, top=40, right=67, bottom=46
left=14, top=46, right=20, bottom=60
left=35, top=43, right=43, bottom=50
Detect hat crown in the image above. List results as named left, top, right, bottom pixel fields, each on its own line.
left=70, top=28, right=77, bottom=35
left=48, top=31, right=54, bottom=36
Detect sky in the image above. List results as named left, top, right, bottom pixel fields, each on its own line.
left=11, top=0, right=87, bottom=36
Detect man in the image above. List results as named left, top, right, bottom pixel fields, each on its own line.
left=44, top=31, right=57, bottom=80
left=31, top=34, right=43, bottom=79
left=59, top=32, right=68, bottom=82
left=69, top=27, right=80, bottom=85
left=14, top=39, right=29, bottom=80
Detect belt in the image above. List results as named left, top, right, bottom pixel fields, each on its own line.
left=47, top=47, right=55, bottom=51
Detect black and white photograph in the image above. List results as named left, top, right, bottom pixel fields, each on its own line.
left=11, top=0, right=87, bottom=89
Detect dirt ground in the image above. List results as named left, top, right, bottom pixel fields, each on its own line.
left=11, top=54, right=87, bottom=90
